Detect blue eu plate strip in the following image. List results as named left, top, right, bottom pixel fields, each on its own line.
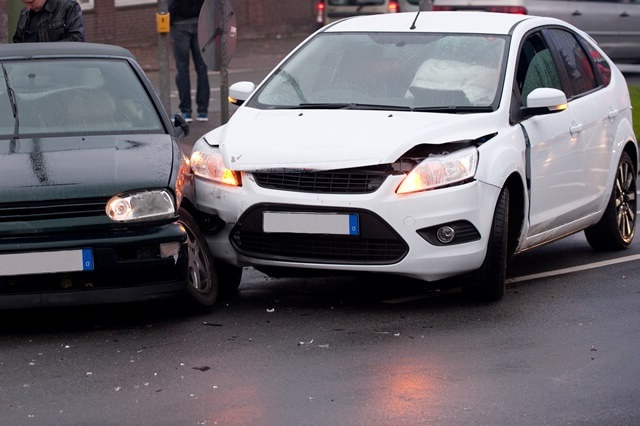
left=82, top=248, right=94, bottom=271
left=349, top=214, right=359, bottom=235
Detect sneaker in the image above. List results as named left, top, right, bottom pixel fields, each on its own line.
left=196, top=113, right=209, bottom=122
left=182, top=113, right=193, bottom=123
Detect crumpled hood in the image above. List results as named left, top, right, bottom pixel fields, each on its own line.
left=0, top=134, right=176, bottom=203
left=217, top=107, right=499, bottom=171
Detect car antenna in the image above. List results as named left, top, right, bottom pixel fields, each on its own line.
left=410, top=10, right=421, bottom=30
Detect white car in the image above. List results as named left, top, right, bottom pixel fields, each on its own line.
left=181, top=11, right=637, bottom=304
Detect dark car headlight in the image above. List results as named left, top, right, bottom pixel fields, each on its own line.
left=106, top=189, right=176, bottom=222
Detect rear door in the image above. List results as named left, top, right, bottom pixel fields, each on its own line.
left=565, top=0, right=621, bottom=60
left=545, top=27, right=619, bottom=216
left=610, top=0, right=640, bottom=62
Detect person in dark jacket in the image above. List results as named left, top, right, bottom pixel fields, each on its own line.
left=13, top=0, right=85, bottom=43
left=169, top=0, right=210, bottom=122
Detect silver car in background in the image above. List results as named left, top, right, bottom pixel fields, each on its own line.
left=316, top=0, right=420, bottom=25
left=432, top=0, right=640, bottom=63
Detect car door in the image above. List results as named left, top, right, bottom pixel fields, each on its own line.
left=611, top=0, right=640, bottom=62
left=565, top=0, right=621, bottom=60
left=546, top=27, right=619, bottom=217
left=516, top=30, right=588, bottom=238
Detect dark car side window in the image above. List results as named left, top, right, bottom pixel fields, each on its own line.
left=546, top=29, right=598, bottom=98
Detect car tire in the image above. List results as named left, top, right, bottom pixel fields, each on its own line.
left=584, top=151, right=636, bottom=251
left=465, top=187, right=509, bottom=301
left=178, top=207, right=219, bottom=306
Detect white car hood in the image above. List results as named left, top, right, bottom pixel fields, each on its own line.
left=217, top=107, right=497, bottom=171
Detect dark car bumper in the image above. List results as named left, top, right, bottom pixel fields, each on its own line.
left=0, top=223, right=188, bottom=310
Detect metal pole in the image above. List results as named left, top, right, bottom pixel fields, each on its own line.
left=157, top=0, right=171, bottom=115
left=219, top=0, right=229, bottom=125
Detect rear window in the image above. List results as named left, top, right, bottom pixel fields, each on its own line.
left=0, top=59, right=164, bottom=138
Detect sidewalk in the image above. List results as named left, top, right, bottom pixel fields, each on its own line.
left=129, top=34, right=308, bottom=72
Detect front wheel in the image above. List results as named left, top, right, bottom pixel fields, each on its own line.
left=584, top=151, right=636, bottom=251
left=178, top=207, right=219, bottom=306
left=464, top=187, right=509, bottom=301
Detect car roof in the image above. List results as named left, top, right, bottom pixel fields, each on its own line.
left=324, top=11, right=538, bottom=35
left=0, top=42, right=135, bottom=61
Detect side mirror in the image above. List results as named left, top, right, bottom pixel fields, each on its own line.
left=173, top=113, right=190, bottom=137
left=522, top=88, right=568, bottom=117
left=228, top=81, right=256, bottom=106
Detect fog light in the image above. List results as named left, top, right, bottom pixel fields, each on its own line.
left=436, top=226, right=455, bottom=244
left=160, top=242, right=181, bottom=264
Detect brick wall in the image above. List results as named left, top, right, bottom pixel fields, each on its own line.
left=1, top=0, right=318, bottom=46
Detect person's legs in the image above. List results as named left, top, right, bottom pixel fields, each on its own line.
left=190, top=29, right=210, bottom=118
left=171, top=24, right=193, bottom=116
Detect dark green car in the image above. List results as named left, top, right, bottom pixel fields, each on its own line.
left=0, top=42, right=197, bottom=309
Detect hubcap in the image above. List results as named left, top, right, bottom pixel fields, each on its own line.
left=615, top=160, right=636, bottom=243
left=183, top=224, right=212, bottom=294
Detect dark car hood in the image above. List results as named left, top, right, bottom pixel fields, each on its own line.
left=0, top=134, right=176, bottom=202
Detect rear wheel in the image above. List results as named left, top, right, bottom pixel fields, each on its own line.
left=584, top=151, right=636, bottom=251
left=465, top=187, right=509, bottom=301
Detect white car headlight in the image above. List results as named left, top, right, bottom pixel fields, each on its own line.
left=190, top=150, right=242, bottom=186
left=106, top=189, right=176, bottom=222
left=397, top=146, right=478, bottom=194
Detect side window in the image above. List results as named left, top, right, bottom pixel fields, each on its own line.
left=547, top=29, right=598, bottom=97
left=516, top=32, right=562, bottom=104
left=583, top=41, right=612, bottom=86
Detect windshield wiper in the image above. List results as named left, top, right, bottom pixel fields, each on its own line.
left=1, top=63, right=19, bottom=140
left=411, top=105, right=494, bottom=113
left=298, top=102, right=412, bottom=111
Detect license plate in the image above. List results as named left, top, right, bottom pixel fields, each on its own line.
left=0, top=248, right=94, bottom=276
left=263, top=212, right=359, bottom=235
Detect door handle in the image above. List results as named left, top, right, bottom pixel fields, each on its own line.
left=571, top=9, right=582, bottom=16
left=570, top=121, right=583, bottom=135
left=608, top=108, right=619, bottom=121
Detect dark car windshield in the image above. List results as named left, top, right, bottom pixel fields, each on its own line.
left=0, top=58, right=164, bottom=139
left=249, top=32, right=508, bottom=111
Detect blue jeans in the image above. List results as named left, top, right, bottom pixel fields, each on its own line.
left=171, top=22, right=210, bottom=115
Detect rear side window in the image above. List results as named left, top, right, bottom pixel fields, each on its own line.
left=547, top=29, right=598, bottom=98
left=584, top=42, right=612, bottom=86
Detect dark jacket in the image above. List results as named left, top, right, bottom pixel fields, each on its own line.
left=13, top=0, right=85, bottom=43
left=169, top=0, right=205, bottom=23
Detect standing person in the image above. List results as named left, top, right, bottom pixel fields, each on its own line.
left=169, top=0, right=210, bottom=122
left=13, top=0, right=85, bottom=43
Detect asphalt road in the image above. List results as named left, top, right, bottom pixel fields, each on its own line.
left=1, top=233, right=639, bottom=425
left=1, top=41, right=639, bottom=426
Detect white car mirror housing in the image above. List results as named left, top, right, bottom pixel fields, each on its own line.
left=229, top=81, right=256, bottom=106
left=524, top=88, right=568, bottom=115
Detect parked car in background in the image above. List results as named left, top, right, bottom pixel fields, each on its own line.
left=184, top=11, right=637, bottom=303
left=0, top=42, right=204, bottom=309
left=316, top=0, right=420, bottom=25
left=432, top=0, right=640, bottom=63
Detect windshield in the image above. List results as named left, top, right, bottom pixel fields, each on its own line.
left=0, top=58, right=164, bottom=139
left=249, top=32, right=508, bottom=111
